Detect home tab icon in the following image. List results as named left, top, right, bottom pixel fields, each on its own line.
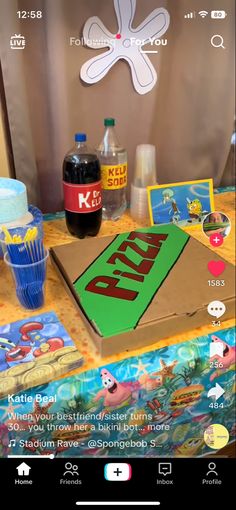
left=16, top=463, right=31, bottom=476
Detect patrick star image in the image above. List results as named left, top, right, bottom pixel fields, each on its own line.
left=94, top=369, right=134, bottom=410
left=210, top=335, right=235, bottom=381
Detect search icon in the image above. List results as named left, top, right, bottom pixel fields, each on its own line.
left=211, top=34, right=226, bottom=49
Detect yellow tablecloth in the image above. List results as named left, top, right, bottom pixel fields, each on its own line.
left=0, top=191, right=235, bottom=379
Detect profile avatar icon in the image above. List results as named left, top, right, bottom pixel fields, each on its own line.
left=203, top=211, right=231, bottom=239
left=206, top=462, right=218, bottom=477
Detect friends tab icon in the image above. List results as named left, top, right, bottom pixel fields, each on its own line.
left=63, top=462, right=79, bottom=477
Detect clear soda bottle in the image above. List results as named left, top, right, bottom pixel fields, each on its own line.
left=97, top=118, right=127, bottom=220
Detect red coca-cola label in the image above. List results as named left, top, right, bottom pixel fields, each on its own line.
left=63, top=181, right=102, bottom=214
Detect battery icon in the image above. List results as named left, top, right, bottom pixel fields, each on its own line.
left=211, top=10, right=227, bottom=18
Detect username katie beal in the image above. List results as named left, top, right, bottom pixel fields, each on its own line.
left=8, top=394, right=57, bottom=403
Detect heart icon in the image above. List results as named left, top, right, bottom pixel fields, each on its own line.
left=208, top=261, right=226, bottom=277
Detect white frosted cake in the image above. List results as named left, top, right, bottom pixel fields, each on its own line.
left=0, top=178, right=28, bottom=223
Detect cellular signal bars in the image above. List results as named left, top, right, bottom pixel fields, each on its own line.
left=184, top=12, right=196, bottom=18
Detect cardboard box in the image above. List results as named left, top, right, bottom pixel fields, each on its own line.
left=50, top=225, right=235, bottom=356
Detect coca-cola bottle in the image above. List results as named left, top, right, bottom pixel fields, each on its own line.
left=63, top=133, right=102, bottom=238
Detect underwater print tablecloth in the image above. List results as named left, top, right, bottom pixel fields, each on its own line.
left=0, top=326, right=235, bottom=458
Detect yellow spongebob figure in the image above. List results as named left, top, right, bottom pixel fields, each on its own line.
left=187, top=198, right=206, bottom=223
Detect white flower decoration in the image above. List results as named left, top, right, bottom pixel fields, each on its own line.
left=80, top=0, right=170, bottom=95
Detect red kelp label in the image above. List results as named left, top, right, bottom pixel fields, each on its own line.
left=63, top=181, right=102, bottom=213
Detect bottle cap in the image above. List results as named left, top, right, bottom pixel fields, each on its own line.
left=75, top=133, right=87, bottom=142
left=104, top=118, right=115, bottom=127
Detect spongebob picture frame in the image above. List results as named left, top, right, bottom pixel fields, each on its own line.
left=147, top=179, right=214, bottom=228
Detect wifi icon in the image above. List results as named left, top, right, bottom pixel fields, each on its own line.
left=199, top=10, right=208, bottom=18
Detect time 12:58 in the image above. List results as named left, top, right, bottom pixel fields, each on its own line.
left=17, top=11, right=42, bottom=18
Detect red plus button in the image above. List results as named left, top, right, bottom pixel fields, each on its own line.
left=209, top=233, right=224, bottom=247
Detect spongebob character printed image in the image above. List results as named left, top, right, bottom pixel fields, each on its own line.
left=148, top=179, right=214, bottom=227
left=186, top=198, right=208, bottom=223
left=162, top=189, right=181, bottom=224
left=0, top=321, right=65, bottom=371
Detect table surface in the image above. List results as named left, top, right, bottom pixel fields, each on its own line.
left=0, top=191, right=235, bottom=380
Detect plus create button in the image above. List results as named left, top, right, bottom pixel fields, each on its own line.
left=104, top=463, right=132, bottom=481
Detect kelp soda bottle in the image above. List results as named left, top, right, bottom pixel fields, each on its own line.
left=97, top=118, right=127, bottom=220
left=63, top=133, right=102, bottom=238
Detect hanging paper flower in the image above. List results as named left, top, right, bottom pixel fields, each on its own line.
left=80, top=0, right=170, bottom=95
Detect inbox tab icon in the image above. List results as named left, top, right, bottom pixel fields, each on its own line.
left=158, top=463, right=172, bottom=476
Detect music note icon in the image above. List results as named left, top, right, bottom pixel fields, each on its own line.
left=8, top=439, right=16, bottom=447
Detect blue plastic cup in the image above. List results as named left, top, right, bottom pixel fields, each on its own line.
left=4, top=250, right=49, bottom=310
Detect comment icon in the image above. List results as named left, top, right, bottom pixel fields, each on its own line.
left=207, top=300, right=226, bottom=319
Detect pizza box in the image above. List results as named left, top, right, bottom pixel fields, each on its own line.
left=50, top=225, right=235, bottom=356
